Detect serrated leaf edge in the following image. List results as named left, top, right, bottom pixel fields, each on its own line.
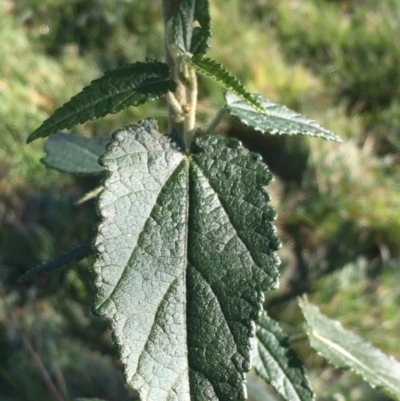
left=225, top=92, right=341, bottom=142
left=300, top=299, right=400, bottom=400
left=184, top=55, right=266, bottom=113
left=27, top=62, right=175, bottom=143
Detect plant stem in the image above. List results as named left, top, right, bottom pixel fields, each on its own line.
left=162, top=0, right=187, bottom=132
left=201, top=107, right=226, bottom=136
left=183, top=67, right=198, bottom=151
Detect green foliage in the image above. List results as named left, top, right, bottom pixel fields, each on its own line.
left=18, top=238, right=93, bottom=282
left=2, top=0, right=399, bottom=400
left=252, top=311, right=314, bottom=401
left=184, top=56, right=265, bottom=112
left=171, top=0, right=211, bottom=55
left=225, top=92, right=341, bottom=141
left=299, top=298, right=400, bottom=400
left=27, top=62, right=176, bottom=142
left=42, top=133, right=110, bottom=174
left=93, top=119, right=280, bottom=400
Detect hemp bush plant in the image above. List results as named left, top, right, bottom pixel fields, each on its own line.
left=23, top=1, right=400, bottom=400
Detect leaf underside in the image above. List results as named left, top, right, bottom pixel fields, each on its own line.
left=92, top=120, right=280, bottom=401
left=184, top=56, right=265, bottom=113
left=225, top=92, right=341, bottom=142
left=299, top=299, right=400, bottom=401
left=27, top=61, right=176, bottom=143
left=252, top=311, right=315, bottom=401
left=172, top=0, right=211, bottom=55
left=42, top=132, right=111, bottom=174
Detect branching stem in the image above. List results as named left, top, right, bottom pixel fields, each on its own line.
left=167, top=92, right=184, bottom=120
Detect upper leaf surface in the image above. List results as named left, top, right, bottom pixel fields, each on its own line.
left=185, top=56, right=265, bottom=113
left=252, top=311, right=315, bottom=401
left=27, top=61, right=176, bottom=143
left=171, top=0, right=211, bottom=55
left=299, top=299, right=400, bottom=400
left=225, top=92, right=341, bottom=141
left=42, top=132, right=111, bottom=174
left=93, top=120, right=280, bottom=401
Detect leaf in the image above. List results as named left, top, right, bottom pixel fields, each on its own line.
left=225, top=92, right=342, bottom=142
left=27, top=61, right=176, bottom=143
left=18, top=238, right=93, bottom=282
left=92, top=119, right=281, bottom=401
left=184, top=56, right=265, bottom=113
left=246, top=372, right=280, bottom=401
left=41, top=132, right=111, bottom=174
left=171, top=0, right=211, bottom=55
left=299, top=298, right=400, bottom=400
left=75, top=398, right=109, bottom=401
left=252, top=311, right=315, bottom=401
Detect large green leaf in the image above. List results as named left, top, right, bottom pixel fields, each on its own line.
left=184, top=56, right=265, bottom=113
left=225, top=92, right=341, bottom=141
left=171, top=0, right=211, bottom=55
left=299, top=299, right=400, bottom=400
left=252, top=311, right=315, bottom=401
left=27, top=62, right=176, bottom=143
left=42, top=132, right=111, bottom=174
left=92, top=119, right=280, bottom=401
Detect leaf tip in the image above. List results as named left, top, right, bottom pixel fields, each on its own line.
left=26, top=133, right=36, bottom=144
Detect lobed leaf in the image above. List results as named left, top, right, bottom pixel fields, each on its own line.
left=171, top=0, right=211, bottom=55
left=184, top=56, right=265, bottom=113
left=252, top=311, right=315, bottom=401
left=225, top=92, right=341, bottom=141
left=42, top=132, right=111, bottom=174
left=92, top=119, right=280, bottom=401
left=27, top=61, right=176, bottom=143
left=299, top=298, right=400, bottom=400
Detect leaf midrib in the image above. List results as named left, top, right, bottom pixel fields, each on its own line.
left=36, top=74, right=170, bottom=135
left=60, top=136, right=105, bottom=163
left=229, top=99, right=332, bottom=135
left=312, top=329, right=400, bottom=395
left=191, top=158, right=270, bottom=277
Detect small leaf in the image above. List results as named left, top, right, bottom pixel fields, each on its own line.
left=18, top=238, right=93, bottom=282
left=299, top=298, right=400, bottom=400
left=225, top=92, right=341, bottom=141
left=27, top=61, right=176, bottom=143
left=93, top=119, right=280, bottom=401
left=252, top=311, right=315, bottom=401
left=75, top=398, right=109, bottom=401
left=184, top=56, right=265, bottom=113
left=42, top=132, right=111, bottom=174
left=171, top=0, right=211, bottom=55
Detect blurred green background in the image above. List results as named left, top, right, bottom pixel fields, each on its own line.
left=0, top=0, right=399, bottom=400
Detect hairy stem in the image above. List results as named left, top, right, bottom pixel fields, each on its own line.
left=183, top=67, right=198, bottom=151
left=162, top=0, right=187, bottom=132
left=201, top=107, right=226, bottom=136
